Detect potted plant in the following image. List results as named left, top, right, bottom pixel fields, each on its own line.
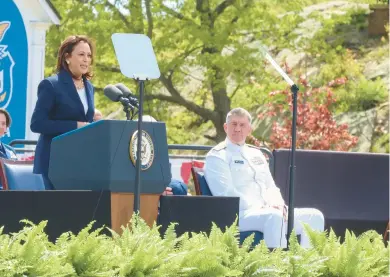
left=368, top=0, right=389, bottom=36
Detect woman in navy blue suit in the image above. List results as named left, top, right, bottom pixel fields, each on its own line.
left=0, top=108, right=17, bottom=190
left=30, top=35, right=95, bottom=190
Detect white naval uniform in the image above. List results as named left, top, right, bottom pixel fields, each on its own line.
left=204, top=138, right=324, bottom=248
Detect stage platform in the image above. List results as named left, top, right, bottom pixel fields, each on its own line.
left=0, top=191, right=386, bottom=241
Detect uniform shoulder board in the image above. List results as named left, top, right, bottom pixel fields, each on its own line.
left=247, top=144, right=260, bottom=150
left=213, top=141, right=227, bottom=151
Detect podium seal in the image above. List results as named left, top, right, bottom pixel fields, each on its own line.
left=129, top=130, right=155, bottom=170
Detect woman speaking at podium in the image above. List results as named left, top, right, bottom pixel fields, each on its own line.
left=30, top=35, right=95, bottom=190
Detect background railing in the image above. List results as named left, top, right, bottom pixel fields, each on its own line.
left=9, top=139, right=274, bottom=175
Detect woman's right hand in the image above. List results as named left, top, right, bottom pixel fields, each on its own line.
left=77, top=121, right=88, bottom=128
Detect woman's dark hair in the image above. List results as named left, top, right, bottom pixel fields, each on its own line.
left=56, top=35, right=95, bottom=79
left=0, top=108, right=12, bottom=128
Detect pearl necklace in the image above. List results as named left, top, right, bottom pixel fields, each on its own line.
left=73, top=79, right=84, bottom=90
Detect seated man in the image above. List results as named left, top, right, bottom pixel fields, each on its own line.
left=204, top=107, right=324, bottom=248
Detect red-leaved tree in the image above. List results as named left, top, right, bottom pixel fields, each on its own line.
left=249, top=75, right=358, bottom=151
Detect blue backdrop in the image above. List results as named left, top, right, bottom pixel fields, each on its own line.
left=0, top=0, right=28, bottom=144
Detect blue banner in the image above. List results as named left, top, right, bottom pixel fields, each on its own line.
left=0, top=0, right=28, bottom=143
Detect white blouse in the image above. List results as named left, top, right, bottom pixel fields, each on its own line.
left=77, top=87, right=88, bottom=115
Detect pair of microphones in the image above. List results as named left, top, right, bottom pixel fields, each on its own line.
left=103, top=83, right=139, bottom=109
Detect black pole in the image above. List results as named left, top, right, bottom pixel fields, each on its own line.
left=134, top=80, right=144, bottom=213
left=124, top=106, right=131, bottom=120
left=287, top=84, right=299, bottom=248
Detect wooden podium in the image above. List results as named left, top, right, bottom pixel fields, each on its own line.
left=48, top=120, right=171, bottom=233
left=111, top=193, right=160, bottom=233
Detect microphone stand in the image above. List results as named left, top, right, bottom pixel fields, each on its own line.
left=134, top=79, right=145, bottom=213
left=110, top=33, right=161, bottom=218
left=287, top=84, right=299, bottom=248
left=262, top=49, right=299, bottom=249
left=123, top=104, right=132, bottom=121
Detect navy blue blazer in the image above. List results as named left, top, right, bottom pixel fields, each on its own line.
left=0, top=142, right=17, bottom=189
left=0, top=142, right=17, bottom=190
left=30, top=69, right=94, bottom=177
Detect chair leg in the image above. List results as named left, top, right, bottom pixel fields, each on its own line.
left=384, top=221, right=390, bottom=241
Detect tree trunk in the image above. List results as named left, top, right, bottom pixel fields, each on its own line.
left=211, top=120, right=228, bottom=142
left=209, top=65, right=231, bottom=142
left=129, top=0, right=144, bottom=33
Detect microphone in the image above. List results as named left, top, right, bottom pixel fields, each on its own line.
left=103, top=84, right=134, bottom=109
left=115, top=83, right=139, bottom=108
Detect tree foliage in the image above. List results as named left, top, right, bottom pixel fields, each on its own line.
left=252, top=74, right=358, bottom=151
left=46, top=0, right=308, bottom=142
left=45, top=0, right=388, bottom=148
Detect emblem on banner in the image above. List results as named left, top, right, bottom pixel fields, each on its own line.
left=0, top=21, right=14, bottom=108
left=129, top=130, right=155, bottom=170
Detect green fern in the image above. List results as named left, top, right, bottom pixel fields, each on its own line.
left=305, top=224, right=390, bottom=277
left=244, top=244, right=288, bottom=277
left=285, top=230, right=325, bottom=277
left=110, top=213, right=183, bottom=277
left=0, top=220, right=74, bottom=277
left=56, top=221, right=117, bottom=277
left=169, top=230, right=241, bottom=277
left=0, top=216, right=387, bottom=277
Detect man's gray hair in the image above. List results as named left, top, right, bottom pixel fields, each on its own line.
left=226, top=107, right=252, bottom=124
